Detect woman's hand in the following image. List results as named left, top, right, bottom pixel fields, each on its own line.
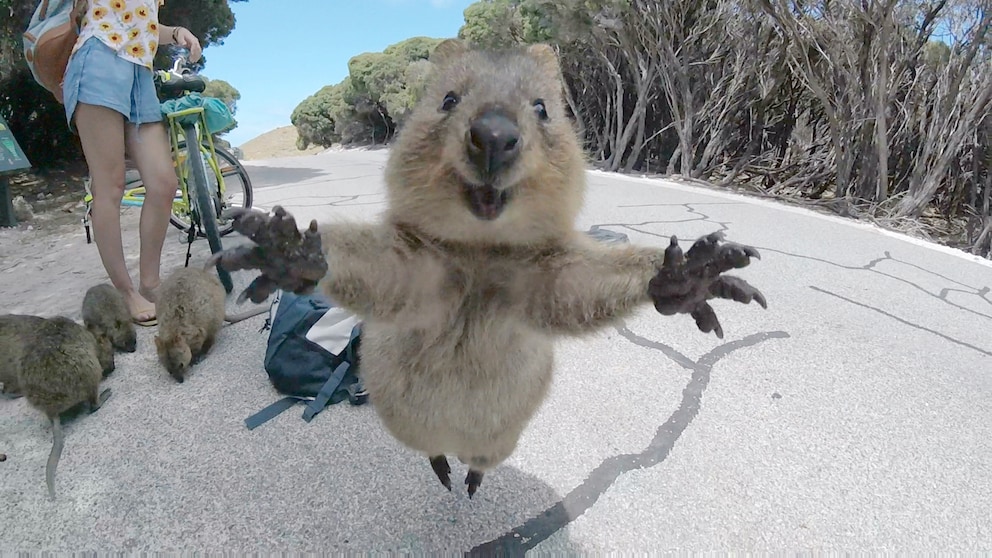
left=170, top=26, right=202, bottom=62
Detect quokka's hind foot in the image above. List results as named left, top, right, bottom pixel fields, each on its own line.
left=465, top=469, right=484, bottom=499
left=429, top=455, right=452, bottom=491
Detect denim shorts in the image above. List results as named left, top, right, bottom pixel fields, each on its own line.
left=62, top=36, right=162, bottom=131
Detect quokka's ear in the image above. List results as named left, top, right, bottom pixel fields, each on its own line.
left=430, top=38, right=470, bottom=67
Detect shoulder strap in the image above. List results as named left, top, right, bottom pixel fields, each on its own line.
left=244, top=395, right=307, bottom=430
left=301, top=360, right=351, bottom=422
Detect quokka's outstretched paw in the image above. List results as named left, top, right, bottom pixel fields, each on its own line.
left=207, top=206, right=329, bottom=304
left=649, top=231, right=767, bottom=338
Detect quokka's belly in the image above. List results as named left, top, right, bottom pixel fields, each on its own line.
left=359, top=320, right=555, bottom=458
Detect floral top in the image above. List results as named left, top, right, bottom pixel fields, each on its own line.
left=73, top=0, right=166, bottom=69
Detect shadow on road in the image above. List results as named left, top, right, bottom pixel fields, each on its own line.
left=242, top=165, right=331, bottom=190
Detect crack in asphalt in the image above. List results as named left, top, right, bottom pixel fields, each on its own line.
left=467, top=328, right=790, bottom=556
left=468, top=200, right=987, bottom=554
left=809, top=286, right=992, bottom=357
left=760, top=248, right=992, bottom=321
left=594, top=204, right=991, bottom=321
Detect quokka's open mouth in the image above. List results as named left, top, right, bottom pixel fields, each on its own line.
left=463, top=182, right=512, bottom=221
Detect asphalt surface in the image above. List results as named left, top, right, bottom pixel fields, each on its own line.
left=2, top=148, right=990, bottom=553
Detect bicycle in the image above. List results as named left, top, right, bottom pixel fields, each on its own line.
left=80, top=55, right=253, bottom=294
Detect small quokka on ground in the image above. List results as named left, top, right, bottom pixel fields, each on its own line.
left=154, top=266, right=226, bottom=383
left=82, top=283, right=137, bottom=353
left=211, top=39, right=769, bottom=498
left=6, top=314, right=113, bottom=500
left=1, top=313, right=115, bottom=394
left=153, top=265, right=269, bottom=383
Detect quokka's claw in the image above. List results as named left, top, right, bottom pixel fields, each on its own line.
left=465, top=470, right=484, bottom=499
left=649, top=231, right=767, bottom=336
left=209, top=206, right=329, bottom=303
left=429, top=455, right=452, bottom=491
left=663, top=235, right=684, bottom=270
left=709, top=276, right=768, bottom=309
left=690, top=301, right=723, bottom=339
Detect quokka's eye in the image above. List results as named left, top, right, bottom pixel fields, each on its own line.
left=533, top=98, right=548, bottom=121
left=440, top=91, right=460, bottom=112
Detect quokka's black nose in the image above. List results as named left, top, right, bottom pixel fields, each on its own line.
left=466, top=110, right=520, bottom=177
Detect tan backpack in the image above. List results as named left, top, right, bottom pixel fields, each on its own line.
left=22, top=0, right=88, bottom=104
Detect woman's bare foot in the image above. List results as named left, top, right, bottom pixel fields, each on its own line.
left=121, top=287, right=156, bottom=325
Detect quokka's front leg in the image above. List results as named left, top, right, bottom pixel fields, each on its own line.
left=527, top=231, right=768, bottom=338
left=317, top=222, right=444, bottom=319
left=210, top=206, right=437, bottom=320
left=523, top=238, right=668, bottom=335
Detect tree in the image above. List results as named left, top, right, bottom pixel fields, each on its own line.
left=203, top=77, right=241, bottom=114
left=292, top=0, right=992, bottom=255
left=0, top=0, right=251, bottom=169
left=291, top=36, right=445, bottom=150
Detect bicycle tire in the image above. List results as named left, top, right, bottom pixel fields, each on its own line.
left=169, top=141, right=254, bottom=237
left=183, top=122, right=234, bottom=294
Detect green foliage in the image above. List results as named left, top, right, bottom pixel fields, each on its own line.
left=153, top=0, right=248, bottom=70
left=202, top=77, right=241, bottom=113
left=458, top=0, right=525, bottom=48
left=291, top=36, right=445, bottom=150
left=0, top=0, right=248, bottom=171
left=0, top=68, right=81, bottom=169
left=291, top=80, right=356, bottom=149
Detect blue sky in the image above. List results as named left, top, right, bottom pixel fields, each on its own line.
left=197, top=0, right=477, bottom=147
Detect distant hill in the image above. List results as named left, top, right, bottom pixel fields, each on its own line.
left=238, top=126, right=326, bottom=160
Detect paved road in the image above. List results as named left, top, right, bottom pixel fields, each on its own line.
left=2, top=148, right=990, bottom=553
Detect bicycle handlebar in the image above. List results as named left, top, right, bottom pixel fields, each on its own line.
left=154, top=53, right=206, bottom=99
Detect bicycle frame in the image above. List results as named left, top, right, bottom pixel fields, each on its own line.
left=164, top=105, right=225, bottom=223
left=80, top=112, right=233, bottom=237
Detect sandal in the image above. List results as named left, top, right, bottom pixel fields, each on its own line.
left=132, top=307, right=157, bottom=327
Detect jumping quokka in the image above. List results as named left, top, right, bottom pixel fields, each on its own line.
left=15, top=315, right=113, bottom=500
left=82, top=283, right=137, bottom=353
left=210, top=40, right=768, bottom=498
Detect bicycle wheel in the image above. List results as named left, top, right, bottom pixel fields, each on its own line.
left=169, top=141, right=253, bottom=237
left=183, top=122, right=234, bottom=294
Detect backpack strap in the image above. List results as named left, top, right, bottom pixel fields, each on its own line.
left=244, top=395, right=308, bottom=430
left=301, top=360, right=351, bottom=423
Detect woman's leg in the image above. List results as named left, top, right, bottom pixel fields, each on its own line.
left=74, top=103, right=156, bottom=322
left=124, top=121, right=177, bottom=303
left=64, top=37, right=156, bottom=323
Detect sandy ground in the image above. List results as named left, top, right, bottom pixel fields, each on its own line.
left=0, top=192, right=234, bottom=320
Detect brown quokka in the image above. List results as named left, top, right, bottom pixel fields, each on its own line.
left=211, top=40, right=768, bottom=498
left=0, top=314, right=47, bottom=398
left=16, top=315, right=113, bottom=500
left=154, top=266, right=226, bottom=383
left=82, top=283, right=137, bottom=353
left=1, top=314, right=114, bottom=397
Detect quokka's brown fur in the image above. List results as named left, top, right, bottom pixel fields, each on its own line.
left=12, top=315, right=113, bottom=499
left=1, top=313, right=114, bottom=395
left=304, top=39, right=680, bottom=496
left=153, top=267, right=226, bottom=383
left=0, top=314, right=47, bottom=397
left=82, top=283, right=137, bottom=354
